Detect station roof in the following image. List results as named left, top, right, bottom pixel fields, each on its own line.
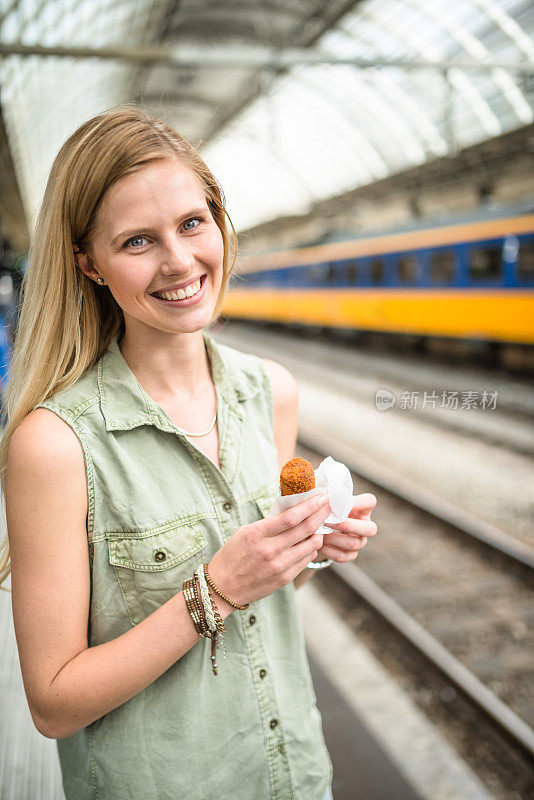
left=0, top=0, right=533, bottom=241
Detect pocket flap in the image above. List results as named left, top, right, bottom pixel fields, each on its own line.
left=255, top=493, right=277, bottom=519
left=108, top=525, right=206, bottom=572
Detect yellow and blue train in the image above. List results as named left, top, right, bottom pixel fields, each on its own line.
left=222, top=213, right=534, bottom=346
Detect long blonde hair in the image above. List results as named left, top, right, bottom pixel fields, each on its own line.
left=0, top=104, right=237, bottom=590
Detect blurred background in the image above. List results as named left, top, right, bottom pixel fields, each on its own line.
left=0, top=1, right=533, bottom=799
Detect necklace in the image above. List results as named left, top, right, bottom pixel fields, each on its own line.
left=179, top=411, right=217, bottom=438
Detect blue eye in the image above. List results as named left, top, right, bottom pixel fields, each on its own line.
left=126, top=236, right=147, bottom=248
left=183, top=218, right=201, bottom=231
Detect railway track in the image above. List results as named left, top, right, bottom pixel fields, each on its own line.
left=218, top=322, right=534, bottom=458
left=214, top=323, right=534, bottom=549
left=296, top=435, right=534, bottom=798
left=299, top=422, right=534, bottom=573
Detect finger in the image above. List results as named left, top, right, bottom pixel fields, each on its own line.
left=287, top=531, right=324, bottom=567
left=277, top=503, right=332, bottom=550
left=319, top=543, right=360, bottom=563
left=287, top=550, right=321, bottom=581
left=263, top=492, right=330, bottom=537
left=323, top=533, right=367, bottom=551
left=326, top=519, right=377, bottom=537
left=348, top=493, right=377, bottom=518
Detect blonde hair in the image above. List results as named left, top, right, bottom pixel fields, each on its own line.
left=0, top=104, right=237, bottom=590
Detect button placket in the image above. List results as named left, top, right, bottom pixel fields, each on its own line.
left=242, top=605, right=292, bottom=800
left=218, top=494, right=239, bottom=543
left=217, top=396, right=245, bottom=486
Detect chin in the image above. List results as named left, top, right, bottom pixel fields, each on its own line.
left=163, top=308, right=217, bottom=335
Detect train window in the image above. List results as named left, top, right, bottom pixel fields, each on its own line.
left=430, top=251, right=455, bottom=283
left=347, top=261, right=358, bottom=284
left=285, top=267, right=300, bottom=287
left=257, top=272, right=272, bottom=286
left=370, top=258, right=384, bottom=284
left=398, top=254, right=418, bottom=283
left=328, top=264, right=338, bottom=284
left=469, top=246, right=502, bottom=281
left=518, top=240, right=534, bottom=281
left=308, top=264, right=326, bottom=283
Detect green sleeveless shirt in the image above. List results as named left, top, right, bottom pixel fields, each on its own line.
left=36, top=329, right=333, bottom=800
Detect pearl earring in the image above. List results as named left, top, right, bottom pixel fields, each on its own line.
left=96, top=277, right=105, bottom=285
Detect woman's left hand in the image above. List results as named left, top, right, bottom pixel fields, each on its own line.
left=314, top=493, right=378, bottom=563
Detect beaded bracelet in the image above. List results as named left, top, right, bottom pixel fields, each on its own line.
left=183, top=573, right=228, bottom=675
left=195, top=566, right=228, bottom=665
left=183, top=576, right=220, bottom=675
left=202, top=563, right=249, bottom=610
left=193, top=574, right=223, bottom=674
left=196, top=566, right=227, bottom=636
left=182, top=579, right=199, bottom=633
left=183, top=578, right=209, bottom=637
left=196, top=567, right=218, bottom=634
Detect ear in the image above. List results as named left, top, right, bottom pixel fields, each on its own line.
left=73, top=247, right=101, bottom=283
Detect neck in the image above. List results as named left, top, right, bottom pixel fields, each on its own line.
left=118, top=321, right=213, bottom=403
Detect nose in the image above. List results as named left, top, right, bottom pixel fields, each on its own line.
left=160, top=234, right=196, bottom=274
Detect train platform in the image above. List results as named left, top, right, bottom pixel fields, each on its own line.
left=1, top=508, right=495, bottom=800
left=298, top=583, right=496, bottom=800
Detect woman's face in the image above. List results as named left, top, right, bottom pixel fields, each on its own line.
left=87, top=157, right=225, bottom=336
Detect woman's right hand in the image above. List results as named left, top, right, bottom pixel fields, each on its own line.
left=207, top=492, right=331, bottom=609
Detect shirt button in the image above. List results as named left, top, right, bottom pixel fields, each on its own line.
left=270, top=719, right=278, bottom=730
left=249, top=615, right=256, bottom=625
left=223, top=502, right=232, bottom=512
left=259, top=669, right=267, bottom=679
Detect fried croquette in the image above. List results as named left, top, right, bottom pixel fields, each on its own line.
left=280, top=457, right=316, bottom=496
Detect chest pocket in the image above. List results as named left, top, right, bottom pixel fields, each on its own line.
left=235, top=489, right=278, bottom=529
left=108, top=519, right=209, bottom=626
left=255, top=493, right=277, bottom=520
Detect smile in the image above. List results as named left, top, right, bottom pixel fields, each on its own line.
left=152, top=276, right=203, bottom=300
left=150, top=275, right=208, bottom=309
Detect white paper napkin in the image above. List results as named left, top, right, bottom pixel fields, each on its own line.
left=268, top=456, right=355, bottom=534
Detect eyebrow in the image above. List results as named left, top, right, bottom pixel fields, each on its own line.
left=110, top=206, right=210, bottom=246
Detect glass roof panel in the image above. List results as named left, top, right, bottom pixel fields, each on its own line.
left=205, top=0, right=532, bottom=230
left=0, top=0, right=167, bottom=223
left=0, top=0, right=532, bottom=236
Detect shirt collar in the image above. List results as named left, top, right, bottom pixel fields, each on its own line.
left=98, top=328, right=259, bottom=432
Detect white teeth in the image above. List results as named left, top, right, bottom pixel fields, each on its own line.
left=155, top=279, right=201, bottom=301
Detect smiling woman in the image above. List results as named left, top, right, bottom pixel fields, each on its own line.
left=73, top=157, right=227, bottom=374
left=0, top=105, right=359, bottom=800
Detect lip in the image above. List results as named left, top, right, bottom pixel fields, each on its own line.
left=150, top=274, right=206, bottom=295
left=150, top=274, right=207, bottom=308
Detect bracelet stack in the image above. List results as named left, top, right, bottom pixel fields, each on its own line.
left=183, top=563, right=246, bottom=675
